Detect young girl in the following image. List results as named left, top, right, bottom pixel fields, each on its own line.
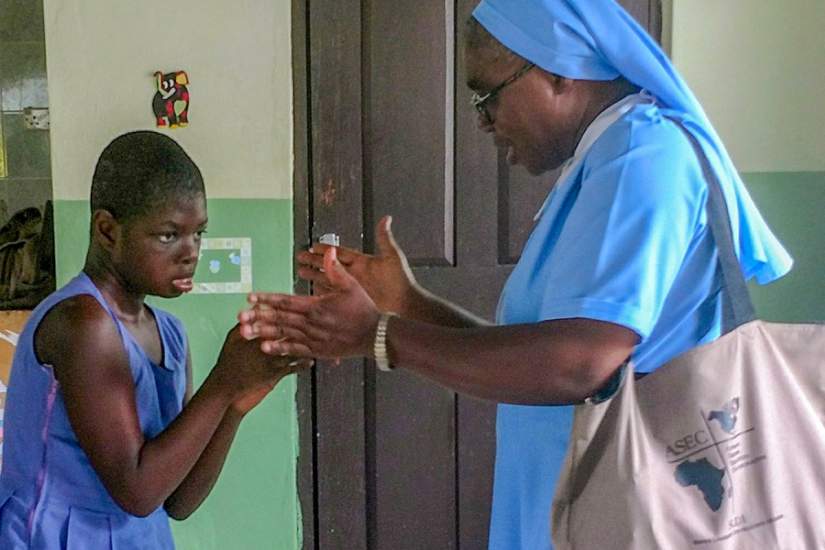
left=0, top=131, right=306, bottom=548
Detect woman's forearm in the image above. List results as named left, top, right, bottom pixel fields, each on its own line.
left=384, top=316, right=633, bottom=405
left=402, top=284, right=491, bottom=328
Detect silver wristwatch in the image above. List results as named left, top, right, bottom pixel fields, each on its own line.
left=373, top=312, right=397, bottom=372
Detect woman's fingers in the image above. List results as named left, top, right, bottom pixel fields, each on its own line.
left=297, top=261, right=361, bottom=298
left=324, top=245, right=360, bottom=266
left=296, top=248, right=327, bottom=270
left=297, top=265, right=331, bottom=287
left=246, top=293, right=317, bottom=312
left=375, top=215, right=400, bottom=259
left=243, top=252, right=380, bottom=360
left=311, top=282, right=334, bottom=295
left=322, top=248, right=357, bottom=290
left=241, top=307, right=308, bottom=325
left=238, top=306, right=335, bottom=341
left=298, top=244, right=362, bottom=268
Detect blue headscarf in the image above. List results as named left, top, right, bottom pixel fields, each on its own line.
left=473, top=0, right=792, bottom=284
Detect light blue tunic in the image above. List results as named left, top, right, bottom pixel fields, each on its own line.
left=489, top=103, right=731, bottom=550
left=0, top=272, right=188, bottom=549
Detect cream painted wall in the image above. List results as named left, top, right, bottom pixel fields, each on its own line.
left=43, top=0, right=292, bottom=200
left=671, top=0, right=825, bottom=173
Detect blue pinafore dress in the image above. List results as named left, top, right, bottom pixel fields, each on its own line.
left=0, top=272, right=187, bottom=549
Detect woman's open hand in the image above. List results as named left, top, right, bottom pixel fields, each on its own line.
left=297, top=216, right=416, bottom=315
left=239, top=247, right=381, bottom=359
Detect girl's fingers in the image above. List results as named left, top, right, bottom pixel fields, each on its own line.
left=260, top=339, right=314, bottom=357
left=286, top=358, right=315, bottom=369
left=241, top=322, right=309, bottom=342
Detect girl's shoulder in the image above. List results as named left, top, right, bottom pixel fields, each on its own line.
left=34, top=293, right=122, bottom=368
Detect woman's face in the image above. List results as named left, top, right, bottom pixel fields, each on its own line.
left=465, top=47, right=583, bottom=176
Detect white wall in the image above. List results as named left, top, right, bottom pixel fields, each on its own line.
left=671, top=0, right=825, bottom=173
left=43, top=0, right=293, bottom=200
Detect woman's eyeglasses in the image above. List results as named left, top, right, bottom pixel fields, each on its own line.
left=470, top=62, right=536, bottom=124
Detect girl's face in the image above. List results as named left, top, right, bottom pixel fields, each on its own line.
left=114, top=192, right=208, bottom=298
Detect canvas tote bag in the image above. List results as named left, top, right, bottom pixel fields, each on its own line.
left=551, top=127, right=825, bottom=549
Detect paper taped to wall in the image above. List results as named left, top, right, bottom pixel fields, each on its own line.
left=192, top=237, right=252, bottom=294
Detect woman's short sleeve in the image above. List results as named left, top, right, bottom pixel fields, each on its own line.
left=536, top=114, right=708, bottom=340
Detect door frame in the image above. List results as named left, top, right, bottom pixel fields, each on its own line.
left=291, top=0, right=315, bottom=547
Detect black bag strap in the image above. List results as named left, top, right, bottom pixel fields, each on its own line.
left=675, top=122, right=757, bottom=334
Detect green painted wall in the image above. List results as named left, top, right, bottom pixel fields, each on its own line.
left=671, top=0, right=825, bottom=174
left=745, top=173, right=825, bottom=323
left=670, top=2, right=825, bottom=326
left=55, top=198, right=300, bottom=549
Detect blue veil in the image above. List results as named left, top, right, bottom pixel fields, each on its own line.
left=473, top=0, right=792, bottom=284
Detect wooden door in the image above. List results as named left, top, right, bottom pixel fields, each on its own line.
left=292, top=2, right=662, bottom=548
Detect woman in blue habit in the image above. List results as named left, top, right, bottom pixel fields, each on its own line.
left=240, top=1, right=792, bottom=548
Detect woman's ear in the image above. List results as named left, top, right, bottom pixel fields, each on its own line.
left=91, top=209, right=120, bottom=252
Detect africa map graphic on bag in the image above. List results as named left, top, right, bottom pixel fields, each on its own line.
left=672, top=398, right=742, bottom=512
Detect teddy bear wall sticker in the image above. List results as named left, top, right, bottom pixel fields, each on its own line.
left=152, top=70, right=190, bottom=128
